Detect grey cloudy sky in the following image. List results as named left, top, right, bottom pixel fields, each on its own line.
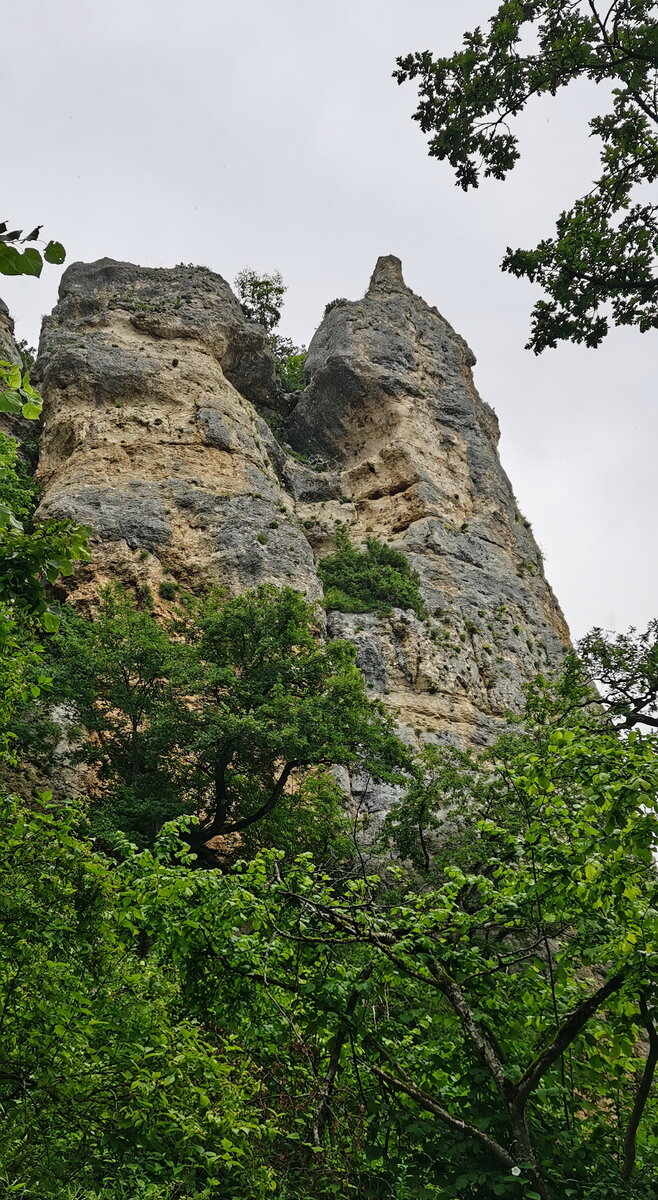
left=3, top=0, right=655, bottom=639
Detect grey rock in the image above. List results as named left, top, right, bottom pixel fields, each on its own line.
left=39, top=482, right=173, bottom=549
left=327, top=612, right=388, bottom=693
left=196, top=408, right=249, bottom=453
left=39, top=257, right=285, bottom=414
left=0, top=297, right=16, bottom=360
left=281, top=460, right=343, bottom=503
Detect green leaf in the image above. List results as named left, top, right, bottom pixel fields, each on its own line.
left=44, top=240, right=66, bottom=265
left=41, top=611, right=60, bottom=633
left=0, top=242, right=23, bottom=275
left=20, top=247, right=43, bottom=277
left=0, top=390, right=22, bottom=413
left=21, top=400, right=42, bottom=420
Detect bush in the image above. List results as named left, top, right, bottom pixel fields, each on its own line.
left=319, top=530, right=426, bottom=618
left=276, top=349, right=306, bottom=391
left=0, top=793, right=275, bottom=1198
left=158, top=579, right=178, bottom=600
left=324, top=297, right=349, bottom=316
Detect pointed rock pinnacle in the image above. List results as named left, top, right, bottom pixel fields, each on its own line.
left=367, top=255, right=406, bottom=293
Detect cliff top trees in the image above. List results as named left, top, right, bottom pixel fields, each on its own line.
left=234, top=266, right=307, bottom=391
left=234, top=266, right=286, bottom=333
left=396, top=0, right=658, bottom=351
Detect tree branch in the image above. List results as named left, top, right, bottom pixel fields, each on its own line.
left=227, top=760, right=299, bottom=834
left=516, top=969, right=627, bottom=1106
left=622, top=991, right=658, bottom=1181
left=311, top=965, right=373, bottom=1145
left=369, top=1063, right=516, bottom=1169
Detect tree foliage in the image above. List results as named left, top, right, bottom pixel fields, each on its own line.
left=0, top=419, right=87, bottom=762
left=0, top=357, right=42, bottom=421
left=0, top=429, right=89, bottom=633
left=49, top=585, right=407, bottom=856
left=0, top=793, right=276, bottom=1199
left=395, top=0, right=658, bottom=351
left=0, top=220, right=65, bottom=277
left=234, top=267, right=286, bottom=334
left=142, top=718, right=658, bottom=1198
left=234, top=267, right=307, bottom=391
left=3, top=581, right=658, bottom=1195
left=578, top=619, right=658, bottom=729
left=0, top=230, right=87, bottom=763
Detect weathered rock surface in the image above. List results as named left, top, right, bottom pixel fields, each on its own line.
left=0, top=297, right=16, bottom=360
left=287, top=256, right=569, bottom=755
left=31, top=254, right=569, bottom=794
left=35, top=258, right=318, bottom=602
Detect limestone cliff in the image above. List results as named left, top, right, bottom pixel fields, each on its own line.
left=31, top=254, right=568, bottom=789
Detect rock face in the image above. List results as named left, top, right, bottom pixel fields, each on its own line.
left=35, top=258, right=318, bottom=602
left=286, top=256, right=569, bottom=752
left=0, top=297, right=16, bottom=359
left=32, top=254, right=569, bottom=805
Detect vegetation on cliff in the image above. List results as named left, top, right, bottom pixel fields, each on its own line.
left=319, top=530, right=427, bottom=618
left=2, top=468, right=658, bottom=1198
left=1, top=235, right=657, bottom=1197
left=40, top=584, right=406, bottom=857
left=234, top=266, right=307, bottom=391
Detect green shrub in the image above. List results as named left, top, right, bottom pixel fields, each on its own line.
left=276, top=350, right=306, bottom=392
left=324, top=297, right=349, bottom=316
left=319, top=530, right=426, bottom=618
left=158, top=579, right=178, bottom=600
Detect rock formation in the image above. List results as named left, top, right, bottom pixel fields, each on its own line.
left=29, top=254, right=568, bottom=809
left=0, top=297, right=16, bottom=360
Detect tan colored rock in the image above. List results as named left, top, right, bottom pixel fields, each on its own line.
left=287, top=256, right=569, bottom=760
left=35, top=259, right=317, bottom=613
left=33, top=255, right=569, bottom=799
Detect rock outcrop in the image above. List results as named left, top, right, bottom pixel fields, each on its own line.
left=0, top=297, right=16, bottom=360
left=31, top=254, right=569, bottom=806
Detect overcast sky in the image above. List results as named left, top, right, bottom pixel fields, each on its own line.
left=3, top=0, right=655, bottom=639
